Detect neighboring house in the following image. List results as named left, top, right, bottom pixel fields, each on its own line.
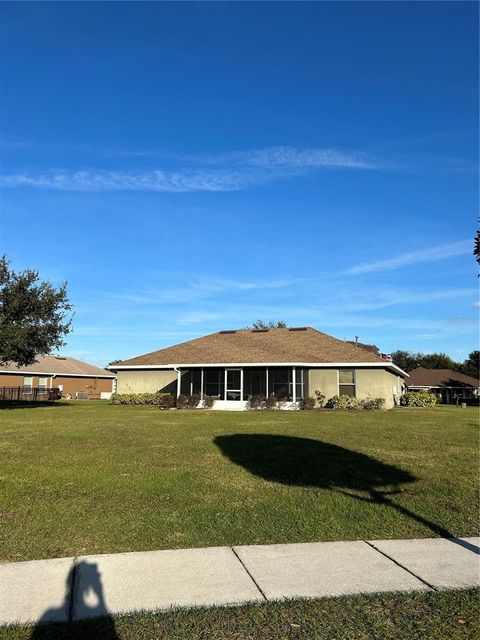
left=407, top=367, right=480, bottom=404
left=109, top=327, right=407, bottom=409
left=0, top=355, right=116, bottom=400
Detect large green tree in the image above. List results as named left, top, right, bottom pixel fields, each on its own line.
left=390, top=350, right=421, bottom=372
left=460, top=350, right=480, bottom=379
left=0, top=257, right=73, bottom=366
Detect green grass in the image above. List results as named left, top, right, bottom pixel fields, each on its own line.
left=0, top=403, right=478, bottom=562
left=1, top=589, right=478, bottom=640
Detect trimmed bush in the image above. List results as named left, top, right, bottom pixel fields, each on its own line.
left=177, top=393, right=202, bottom=409
left=157, top=393, right=175, bottom=409
left=361, top=397, right=385, bottom=410
left=400, top=391, right=437, bottom=407
left=265, top=396, right=278, bottom=410
left=326, top=395, right=386, bottom=410
left=110, top=392, right=162, bottom=406
left=314, top=390, right=326, bottom=408
left=299, top=397, right=316, bottom=410
left=202, top=396, right=215, bottom=409
left=249, top=395, right=265, bottom=410
left=326, top=394, right=352, bottom=410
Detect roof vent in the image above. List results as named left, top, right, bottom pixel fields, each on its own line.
left=219, top=330, right=237, bottom=334
left=288, top=327, right=308, bottom=332
left=251, top=329, right=269, bottom=333
left=54, top=356, right=67, bottom=360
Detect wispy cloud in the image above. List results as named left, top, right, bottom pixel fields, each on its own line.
left=347, top=240, right=472, bottom=275
left=204, top=146, right=377, bottom=169
left=0, top=145, right=378, bottom=192
left=0, top=169, right=263, bottom=192
left=101, top=275, right=307, bottom=305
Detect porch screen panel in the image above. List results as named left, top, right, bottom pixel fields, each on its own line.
left=191, top=369, right=202, bottom=395
left=204, top=368, right=224, bottom=398
left=295, top=369, right=306, bottom=399
left=269, top=368, right=290, bottom=398
left=243, top=369, right=267, bottom=400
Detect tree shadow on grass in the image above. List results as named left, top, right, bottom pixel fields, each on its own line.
left=214, top=434, right=478, bottom=554
left=0, top=402, right=70, bottom=410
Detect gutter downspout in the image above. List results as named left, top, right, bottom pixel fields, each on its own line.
left=174, top=367, right=181, bottom=398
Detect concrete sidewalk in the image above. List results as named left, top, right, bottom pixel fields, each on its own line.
left=1, top=537, right=478, bottom=627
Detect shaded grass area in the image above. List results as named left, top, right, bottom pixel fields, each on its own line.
left=0, top=403, right=478, bottom=561
left=1, top=589, right=479, bottom=640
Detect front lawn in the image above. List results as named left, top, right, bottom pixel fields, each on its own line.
left=0, top=403, right=478, bottom=561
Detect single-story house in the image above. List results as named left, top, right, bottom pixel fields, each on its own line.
left=0, top=354, right=116, bottom=400
left=406, top=367, right=480, bottom=404
left=109, top=327, right=407, bottom=409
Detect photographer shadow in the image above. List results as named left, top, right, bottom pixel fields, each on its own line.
left=30, top=561, right=120, bottom=639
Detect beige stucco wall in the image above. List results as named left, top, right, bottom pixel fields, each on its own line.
left=355, top=369, right=403, bottom=409
left=308, top=367, right=404, bottom=409
left=308, top=369, right=338, bottom=400
left=116, top=369, right=177, bottom=394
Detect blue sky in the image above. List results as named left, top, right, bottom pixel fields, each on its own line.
left=0, top=1, right=478, bottom=366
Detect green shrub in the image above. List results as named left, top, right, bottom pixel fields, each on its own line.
left=249, top=395, right=264, bottom=410
left=400, top=391, right=437, bottom=407
left=326, top=394, right=386, bottom=410
left=265, top=396, right=278, bottom=410
left=361, top=397, right=385, bottom=410
left=110, top=392, right=162, bottom=406
left=299, top=397, right=316, bottom=410
left=314, top=390, right=326, bottom=408
left=327, top=394, right=352, bottom=410
left=176, top=393, right=202, bottom=409
left=157, top=393, right=175, bottom=409
left=202, top=396, right=215, bottom=409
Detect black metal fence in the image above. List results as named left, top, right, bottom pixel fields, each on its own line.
left=0, top=387, right=60, bottom=403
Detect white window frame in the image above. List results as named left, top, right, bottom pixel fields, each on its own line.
left=23, top=376, right=33, bottom=394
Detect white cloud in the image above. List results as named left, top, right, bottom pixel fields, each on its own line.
left=210, top=146, right=377, bottom=169
left=0, top=145, right=378, bottom=192
left=347, top=240, right=472, bottom=275
left=0, top=169, right=259, bottom=192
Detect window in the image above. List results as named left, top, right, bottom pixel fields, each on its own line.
left=23, top=376, right=33, bottom=394
left=339, top=369, right=355, bottom=397
left=38, top=377, right=48, bottom=393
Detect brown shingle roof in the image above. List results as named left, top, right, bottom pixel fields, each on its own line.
left=407, top=367, right=480, bottom=388
left=114, top=327, right=388, bottom=367
left=0, top=355, right=115, bottom=377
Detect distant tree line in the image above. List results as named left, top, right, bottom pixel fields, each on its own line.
left=347, top=340, right=478, bottom=378
left=390, top=349, right=479, bottom=379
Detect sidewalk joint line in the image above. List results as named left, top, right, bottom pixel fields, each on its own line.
left=68, top=557, right=78, bottom=623
left=363, top=541, right=437, bottom=591
left=230, top=547, right=268, bottom=602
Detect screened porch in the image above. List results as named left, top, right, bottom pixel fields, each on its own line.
left=178, top=367, right=308, bottom=402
